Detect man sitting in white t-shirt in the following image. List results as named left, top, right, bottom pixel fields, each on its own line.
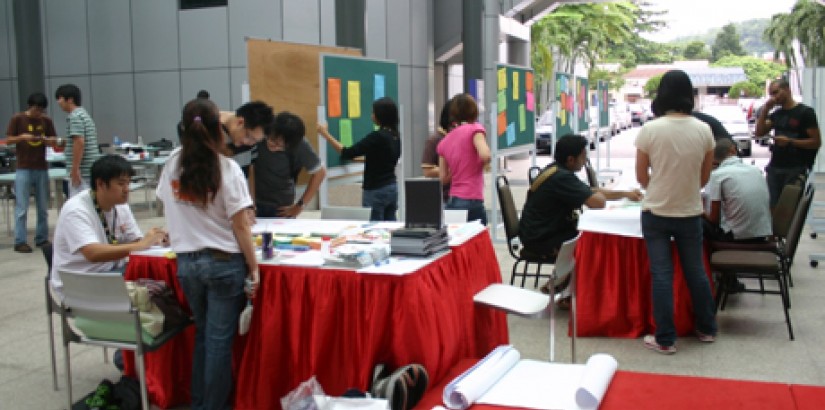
left=51, top=155, right=168, bottom=296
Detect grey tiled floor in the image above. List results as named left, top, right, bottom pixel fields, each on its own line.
left=2, top=136, right=825, bottom=409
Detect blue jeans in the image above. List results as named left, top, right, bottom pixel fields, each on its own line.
left=765, top=166, right=807, bottom=208
left=362, top=182, right=398, bottom=221
left=446, top=196, right=487, bottom=225
left=176, top=250, right=247, bottom=410
left=14, top=169, right=49, bottom=246
left=641, top=212, right=717, bottom=347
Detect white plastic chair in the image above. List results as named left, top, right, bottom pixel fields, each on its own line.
left=321, top=205, right=372, bottom=221
left=59, top=270, right=191, bottom=410
left=473, top=233, right=580, bottom=363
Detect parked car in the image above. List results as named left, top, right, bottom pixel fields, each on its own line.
left=701, top=104, right=753, bottom=156
left=535, top=109, right=554, bottom=154
left=611, top=102, right=632, bottom=130
left=588, top=106, right=612, bottom=142
left=628, top=103, right=647, bottom=125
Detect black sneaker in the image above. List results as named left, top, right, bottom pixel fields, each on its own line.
left=36, top=240, right=51, bottom=248
left=14, top=243, right=33, bottom=253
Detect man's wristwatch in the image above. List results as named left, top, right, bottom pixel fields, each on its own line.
left=295, top=199, right=304, bottom=208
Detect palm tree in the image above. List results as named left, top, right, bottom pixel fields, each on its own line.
left=764, top=0, right=825, bottom=68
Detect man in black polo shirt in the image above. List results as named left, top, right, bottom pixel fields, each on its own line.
left=756, top=78, right=821, bottom=207
left=520, top=134, right=642, bottom=296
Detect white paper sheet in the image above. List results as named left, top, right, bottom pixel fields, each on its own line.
left=577, top=208, right=642, bottom=238
left=442, top=346, right=617, bottom=410
left=443, top=345, right=521, bottom=410
left=356, top=254, right=447, bottom=275
left=477, top=354, right=618, bottom=410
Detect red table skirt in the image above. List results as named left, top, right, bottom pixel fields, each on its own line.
left=123, top=231, right=508, bottom=409
left=574, top=232, right=713, bottom=338
left=415, top=358, right=819, bottom=410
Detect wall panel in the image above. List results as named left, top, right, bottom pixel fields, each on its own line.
left=90, top=74, right=136, bottom=143
left=44, top=0, right=89, bottom=76
left=131, top=0, right=179, bottom=71
left=179, top=6, right=229, bottom=69
left=134, top=72, right=181, bottom=142
left=87, top=0, right=132, bottom=74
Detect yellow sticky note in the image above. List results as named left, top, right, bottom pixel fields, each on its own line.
left=512, top=71, right=519, bottom=100
left=340, top=119, right=353, bottom=146
left=347, top=81, right=361, bottom=118
left=498, top=68, right=507, bottom=90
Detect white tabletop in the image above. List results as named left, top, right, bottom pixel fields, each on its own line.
left=133, top=218, right=487, bottom=275
left=578, top=202, right=643, bottom=239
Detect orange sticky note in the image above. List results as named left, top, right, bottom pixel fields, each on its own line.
left=497, top=111, right=507, bottom=136
left=526, top=72, right=533, bottom=92
left=327, top=78, right=342, bottom=118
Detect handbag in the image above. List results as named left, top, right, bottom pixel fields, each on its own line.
left=126, top=279, right=190, bottom=336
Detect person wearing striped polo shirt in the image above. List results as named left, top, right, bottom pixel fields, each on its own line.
left=55, top=84, right=102, bottom=198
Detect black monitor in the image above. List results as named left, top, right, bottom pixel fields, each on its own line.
left=404, top=178, right=443, bottom=229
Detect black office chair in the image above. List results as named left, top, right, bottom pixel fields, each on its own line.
left=496, top=175, right=556, bottom=288
left=528, top=166, right=542, bottom=184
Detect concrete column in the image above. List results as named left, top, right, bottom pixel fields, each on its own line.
left=462, top=0, right=483, bottom=93
left=12, top=0, right=45, bottom=109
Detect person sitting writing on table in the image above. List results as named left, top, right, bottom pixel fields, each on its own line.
left=50, top=155, right=168, bottom=297
left=703, top=138, right=772, bottom=294
left=520, top=134, right=642, bottom=302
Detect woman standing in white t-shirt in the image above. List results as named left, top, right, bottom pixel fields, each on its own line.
left=635, top=70, right=717, bottom=355
left=156, top=98, right=258, bottom=409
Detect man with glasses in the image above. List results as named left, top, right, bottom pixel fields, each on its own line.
left=755, top=78, right=821, bottom=207
left=219, top=101, right=275, bottom=177
left=5, top=92, right=60, bottom=253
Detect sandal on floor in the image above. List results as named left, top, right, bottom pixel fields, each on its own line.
left=371, top=364, right=429, bottom=410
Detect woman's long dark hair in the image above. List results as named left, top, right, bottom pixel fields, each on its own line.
left=373, top=97, right=400, bottom=137
left=178, top=98, right=223, bottom=208
left=651, top=70, right=695, bottom=117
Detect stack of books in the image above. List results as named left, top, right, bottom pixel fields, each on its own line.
left=390, top=227, right=449, bottom=256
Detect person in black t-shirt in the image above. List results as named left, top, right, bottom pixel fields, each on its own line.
left=318, top=97, right=402, bottom=221
left=519, top=134, right=642, bottom=294
left=756, top=78, right=821, bottom=207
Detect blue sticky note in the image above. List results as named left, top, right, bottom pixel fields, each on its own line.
left=506, top=123, right=516, bottom=146
left=374, top=74, right=385, bottom=100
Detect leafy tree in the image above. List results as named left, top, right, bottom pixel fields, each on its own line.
left=682, top=41, right=710, bottom=60
left=711, top=23, right=746, bottom=62
left=764, top=0, right=825, bottom=68
left=729, top=81, right=763, bottom=98
left=588, top=67, right=627, bottom=91
left=712, top=55, right=785, bottom=96
left=644, top=74, right=663, bottom=98
left=530, top=1, right=637, bottom=112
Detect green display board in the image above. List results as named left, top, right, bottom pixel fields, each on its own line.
left=495, top=64, right=535, bottom=151
left=555, top=72, right=574, bottom=138
left=598, top=80, right=609, bottom=127
left=576, top=77, right=589, bottom=132
left=320, top=54, right=399, bottom=169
